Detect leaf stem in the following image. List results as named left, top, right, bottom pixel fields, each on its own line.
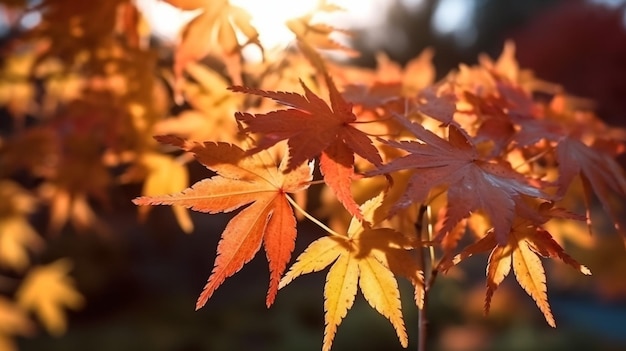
left=512, top=146, right=553, bottom=171
left=285, top=194, right=343, bottom=237
left=418, top=204, right=438, bottom=351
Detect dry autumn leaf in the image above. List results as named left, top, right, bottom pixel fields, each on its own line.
left=133, top=135, right=313, bottom=307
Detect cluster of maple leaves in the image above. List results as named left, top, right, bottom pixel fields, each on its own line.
left=135, top=10, right=626, bottom=349
left=1, top=0, right=626, bottom=350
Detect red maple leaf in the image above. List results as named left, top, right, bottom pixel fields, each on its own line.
left=231, top=75, right=382, bottom=220
left=556, top=136, right=626, bottom=232
left=368, top=115, right=550, bottom=244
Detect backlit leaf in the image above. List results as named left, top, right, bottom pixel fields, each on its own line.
left=133, top=136, right=313, bottom=307
left=280, top=194, right=422, bottom=350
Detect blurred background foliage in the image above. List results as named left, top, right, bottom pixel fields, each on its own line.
left=0, top=0, right=625, bottom=350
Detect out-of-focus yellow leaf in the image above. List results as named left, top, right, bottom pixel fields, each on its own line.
left=0, top=297, right=35, bottom=337
left=0, top=216, right=44, bottom=271
left=0, top=181, right=43, bottom=270
left=138, top=153, right=193, bottom=233
left=154, top=62, right=243, bottom=145
left=16, top=259, right=84, bottom=336
left=0, top=180, right=37, bottom=217
left=43, top=187, right=110, bottom=237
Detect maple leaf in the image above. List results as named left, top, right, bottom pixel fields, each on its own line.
left=280, top=193, right=423, bottom=351
left=154, top=62, right=243, bottom=145
left=0, top=181, right=44, bottom=271
left=556, top=136, right=626, bottom=232
left=0, top=297, right=35, bottom=351
left=414, top=83, right=458, bottom=125
left=0, top=216, right=44, bottom=271
left=135, top=153, right=193, bottom=233
left=286, top=4, right=357, bottom=57
left=441, top=211, right=591, bottom=327
left=0, top=297, right=35, bottom=337
left=368, top=116, right=549, bottom=244
left=231, top=76, right=383, bottom=220
left=170, top=0, right=260, bottom=97
left=16, top=259, right=84, bottom=336
left=133, top=136, right=313, bottom=307
left=338, top=49, right=435, bottom=114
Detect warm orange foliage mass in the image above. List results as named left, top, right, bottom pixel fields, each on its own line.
left=1, top=0, right=626, bottom=350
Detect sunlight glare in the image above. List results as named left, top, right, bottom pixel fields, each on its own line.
left=230, top=0, right=319, bottom=50
left=137, top=0, right=395, bottom=59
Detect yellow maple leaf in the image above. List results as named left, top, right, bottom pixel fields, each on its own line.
left=16, top=259, right=84, bottom=336
left=0, top=216, right=44, bottom=271
left=0, top=296, right=34, bottom=351
left=0, top=181, right=44, bottom=271
left=153, top=63, right=244, bottom=146
left=279, top=193, right=423, bottom=351
left=0, top=297, right=35, bottom=337
left=137, top=152, right=193, bottom=233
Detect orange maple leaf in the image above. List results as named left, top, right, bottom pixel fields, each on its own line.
left=169, top=0, right=260, bottom=97
left=441, top=210, right=591, bottom=327
left=279, top=193, right=423, bottom=351
left=231, top=76, right=383, bottom=221
left=133, top=136, right=313, bottom=308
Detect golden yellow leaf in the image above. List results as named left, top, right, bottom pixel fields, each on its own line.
left=138, top=153, right=193, bottom=233
left=154, top=64, right=243, bottom=145
left=0, top=216, right=44, bottom=271
left=0, top=297, right=34, bottom=336
left=485, top=244, right=512, bottom=314
left=511, top=231, right=555, bottom=327
left=323, top=254, right=359, bottom=351
left=44, top=188, right=110, bottom=237
left=16, top=259, right=84, bottom=336
left=280, top=193, right=422, bottom=350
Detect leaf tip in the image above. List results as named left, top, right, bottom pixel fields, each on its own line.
left=131, top=196, right=149, bottom=206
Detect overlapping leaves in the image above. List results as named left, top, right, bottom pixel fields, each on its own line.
left=231, top=74, right=382, bottom=221
left=368, top=116, right=550, bottom=244
left=279, top=193, right=423, bottom=351
left=133, top=136, right=313, bottom=307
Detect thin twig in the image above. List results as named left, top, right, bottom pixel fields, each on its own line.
left=285, top=194, right=343, bottom=237
left=416, top=204, right=428, bottom=351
